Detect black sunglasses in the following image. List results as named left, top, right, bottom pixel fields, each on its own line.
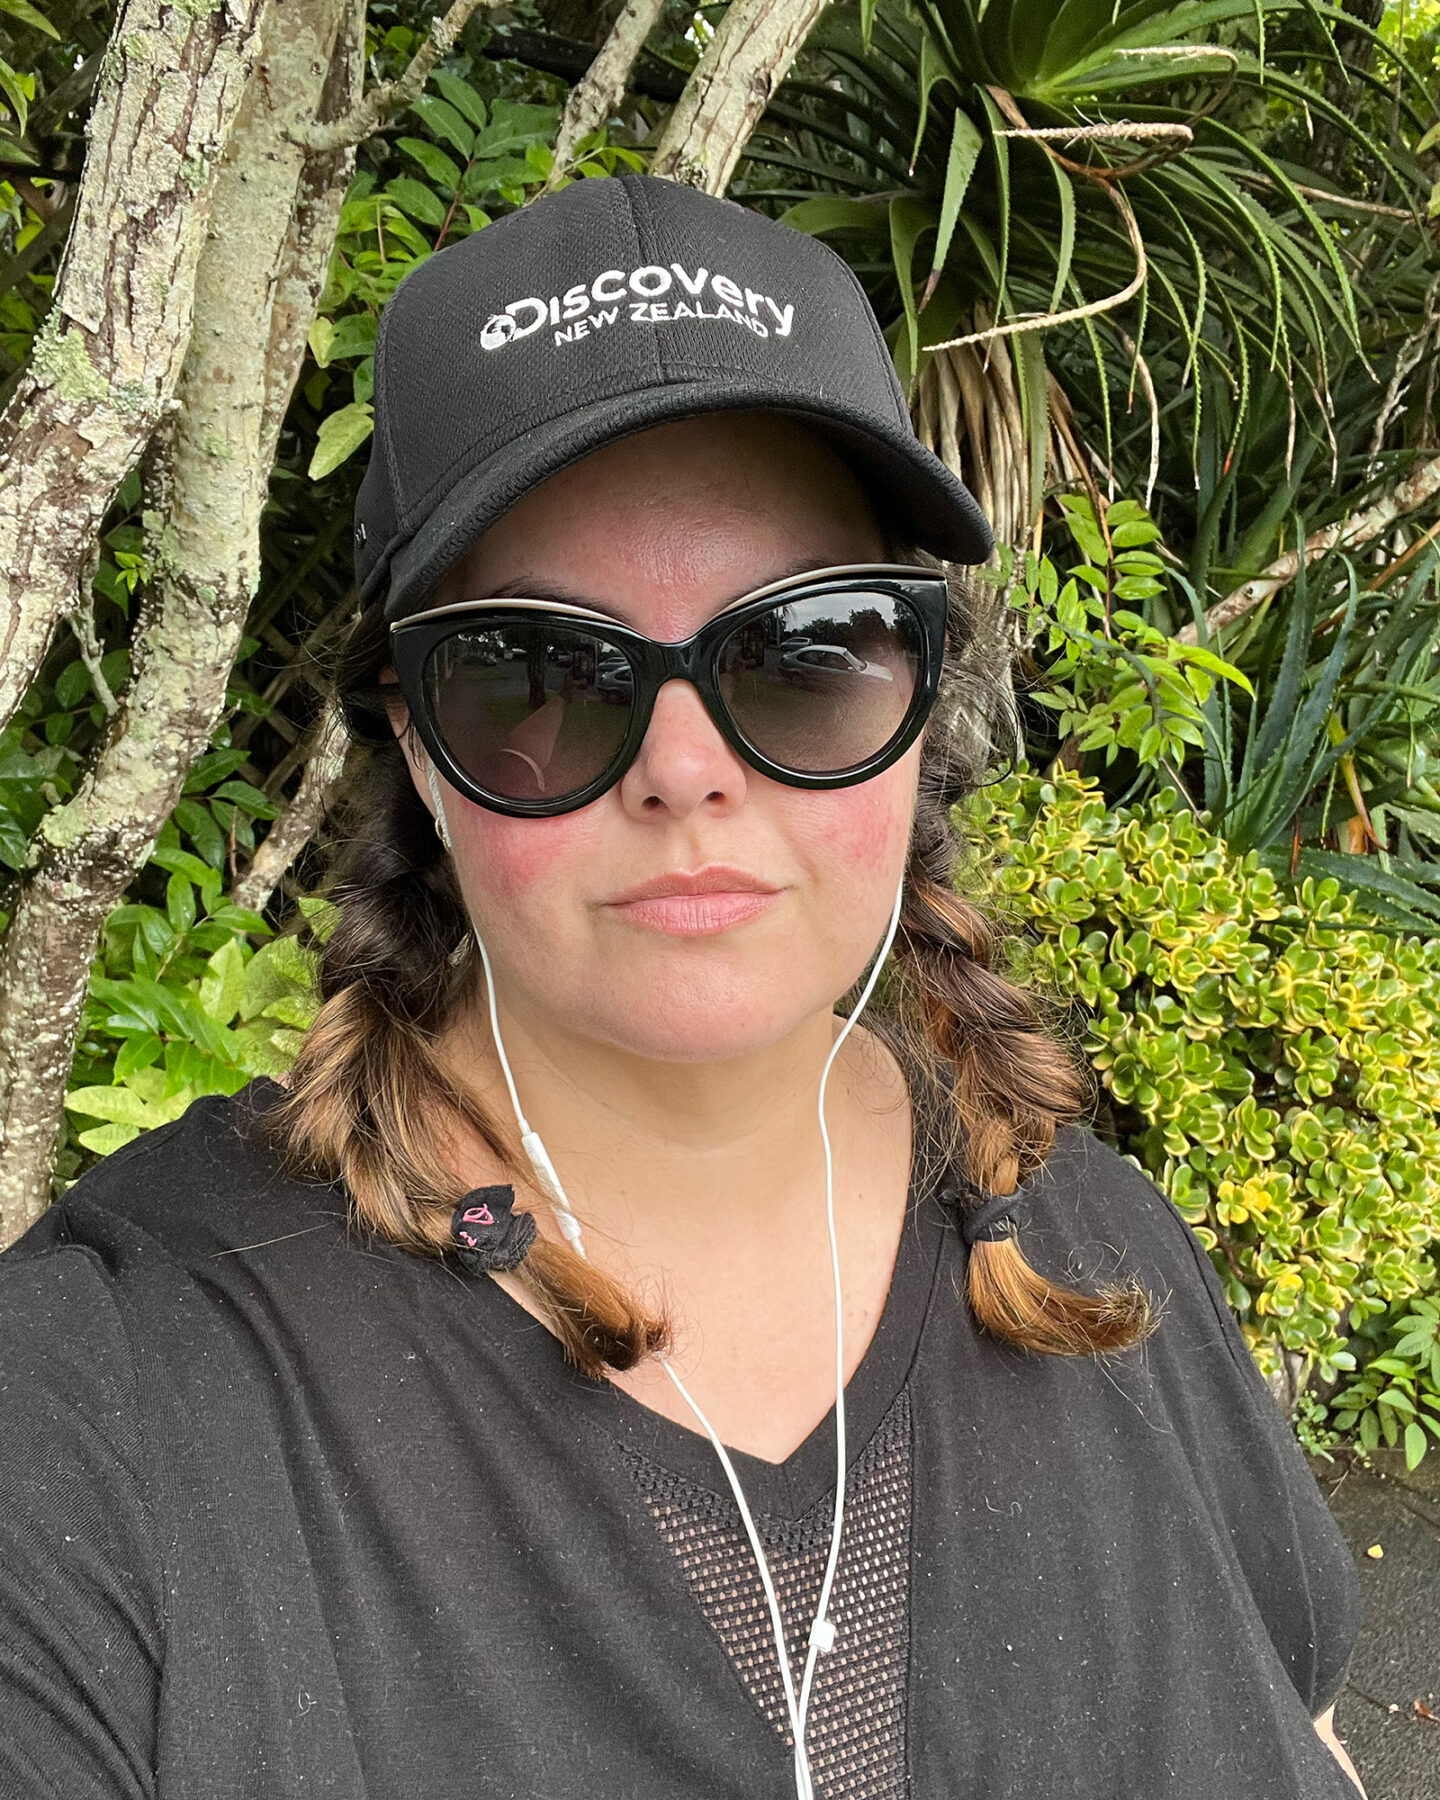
left=389, top=563, right=950, bottom=819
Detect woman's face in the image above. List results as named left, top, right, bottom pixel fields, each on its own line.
left=394, top=411, right=921, bottom=1065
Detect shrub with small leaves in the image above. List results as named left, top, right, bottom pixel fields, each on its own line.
left=973, top=767, right=1440, bottom=1466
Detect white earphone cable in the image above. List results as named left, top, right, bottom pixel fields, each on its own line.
left=435, top=749, right=906, bottom=1799
left=794, top=877, right=905, bottom=1754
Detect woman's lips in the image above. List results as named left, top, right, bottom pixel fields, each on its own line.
left=603, top=869, right=783, bottom=936
left=609, top=892, right=779, bottom=934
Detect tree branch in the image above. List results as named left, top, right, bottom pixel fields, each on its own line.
left=648, top=0, right=831, bottom=196
left=0, top=0, right=271, bottom=742
left=481, top=25, right=685, bottom=102
left=232, top=707, right=349, bottom=916
left=1177, top=450, right=1440, bottom=645
left=298, top=0, right=500, bottom=153
left=542, top=0, right=666, bottom=193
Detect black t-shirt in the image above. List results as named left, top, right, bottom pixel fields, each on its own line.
left=0, top=1079, right=1361, bottom=1799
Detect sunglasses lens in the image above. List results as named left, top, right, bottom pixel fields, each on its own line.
left=717, top=589, right=926, bottom=775
left=423, top=623, right=634, bottom=805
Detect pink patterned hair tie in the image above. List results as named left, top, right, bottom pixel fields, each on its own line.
left=448, top=1185, right=537, bottom=1272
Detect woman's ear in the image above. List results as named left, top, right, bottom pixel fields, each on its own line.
left=382, top=667, right=448, bottom=846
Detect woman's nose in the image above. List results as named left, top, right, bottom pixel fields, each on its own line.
left=617, top=679, right=748, bottom=821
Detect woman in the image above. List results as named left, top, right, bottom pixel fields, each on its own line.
left=0, top=173, right=1365, bottom=1799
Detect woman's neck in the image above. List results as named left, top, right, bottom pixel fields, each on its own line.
left=435, top=992, right=909, bottom=1285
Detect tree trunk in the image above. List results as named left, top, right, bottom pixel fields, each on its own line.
left=0, top=0, right=270, bottom=737
left=543, top=0, right=667, bottom=192
left=649, top=0, right=831, bottom=195
left=0, top=0, right=362, bottom=1245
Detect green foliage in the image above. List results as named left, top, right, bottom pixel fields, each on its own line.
left=0, top=0, right=55, bottom=162
left=973, top=765, right=1440, bottom=1458
left=756, top=0, right=1434, bottom=489
left=1012, top=484, right=1440, bottom=933
left=1005, top=493, right=1250, bottom=775
left=63, top=893, right=330, bottom=1164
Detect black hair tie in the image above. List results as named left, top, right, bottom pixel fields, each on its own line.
left=450, top=1186, right=537, bottom=1273
left=957, top=1187, right=1023, bottom=1247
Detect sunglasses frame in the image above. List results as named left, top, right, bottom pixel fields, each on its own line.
left=389, top=562, right=950, bottom=819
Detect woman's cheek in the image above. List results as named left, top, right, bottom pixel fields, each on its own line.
left=448, top=798, right=603, bottom=907
left=785, top=758, right=917, bottom=883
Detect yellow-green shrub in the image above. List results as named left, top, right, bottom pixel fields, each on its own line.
left=972, top=768, right=1440, bottom=1463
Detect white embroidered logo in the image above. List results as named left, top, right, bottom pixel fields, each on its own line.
left=479, top=262, right=796, bottom=352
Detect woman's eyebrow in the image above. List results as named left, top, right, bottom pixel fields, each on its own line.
left=469, top=555, right=845, bottom=614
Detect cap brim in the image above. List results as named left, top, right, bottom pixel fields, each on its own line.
left=375, top=379, right=994, bottom=620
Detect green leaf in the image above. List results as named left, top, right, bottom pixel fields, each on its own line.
left=151, top=844, right=224, bottom=907
left=166, top=871, right=196, bottom=934
left=114, top=1033, right=162, bottom=1081
left=927, top=108, right=984, bottom=302
left=136, top=907, right=173, bottom=956
left=309, top=402, right=374, bottom=480
left=259, top=992, right=318, bottom=1031
left=0, top=132, right=38, bottom=166
left=213, top=779, right=278, bottom=817
left=777, top=195, right=887, bottom=238
left=307, top=316, right=335, bottom=368
left=65, top=1085, right=165, bottom=1127
left=888, top=194, right=935, bottom=397
left=53, top=658, right=89, bottom=709
left=431, top=72, right=487, bottom=132
left=976, top=86, right=1010, bottom=316
left=1405, top=1421, right=1428, bottom=1471
left=1110, top=521, right=1160, bottom=549
left=200, top=938, right=247, bottom=1027
left=1046, top=158, right=1076, bottom=314
left=240, top=933, right=316, bottom=1022
left=407, top=95, right=474, bottom=159
left=908, top=28, right=951, bottom=173
left=174, top=799, right=226, bottom=867
left=384, top=176, right=448, bottom=229
left=0, top=0, right=60, bottom=38
left=397, top=137, right=461, bottom=191
left=77, top=1122, right=141, bottom=1155
left=1175, top=644, right=1254, bottom=696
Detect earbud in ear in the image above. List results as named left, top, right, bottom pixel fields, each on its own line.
left=425, top=757, right=453, bottom=852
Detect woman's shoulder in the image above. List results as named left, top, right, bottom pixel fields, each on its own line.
left=3, top=1078, right=346, bottom=1290
left=1020, top=1124, right=1207, bottom=1269
left=1015, top=1125, right=1256, bottom=1374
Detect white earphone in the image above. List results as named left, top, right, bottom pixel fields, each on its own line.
left=428, top=757, right=905, bottom=1800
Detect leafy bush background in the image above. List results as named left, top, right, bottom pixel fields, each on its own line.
left=975, top=767, right=1440, bottom=1466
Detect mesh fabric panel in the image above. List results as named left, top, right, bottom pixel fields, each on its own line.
left=625, top=1389, right=912, bottom=1797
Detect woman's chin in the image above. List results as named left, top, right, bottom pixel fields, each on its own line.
left=585, top=997, right=822, bottom=1067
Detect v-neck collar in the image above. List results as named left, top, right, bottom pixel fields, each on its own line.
left=494, top=1167, right=952, bottom=1525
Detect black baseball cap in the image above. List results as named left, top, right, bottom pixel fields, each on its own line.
left=356, top=172, right=993, bottom=621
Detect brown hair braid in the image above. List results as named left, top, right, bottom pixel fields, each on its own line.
left=268, top=551, right=1155, bottom=1374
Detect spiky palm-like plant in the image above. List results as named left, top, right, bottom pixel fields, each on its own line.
left=741, top=0, right=1434, bottom=555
